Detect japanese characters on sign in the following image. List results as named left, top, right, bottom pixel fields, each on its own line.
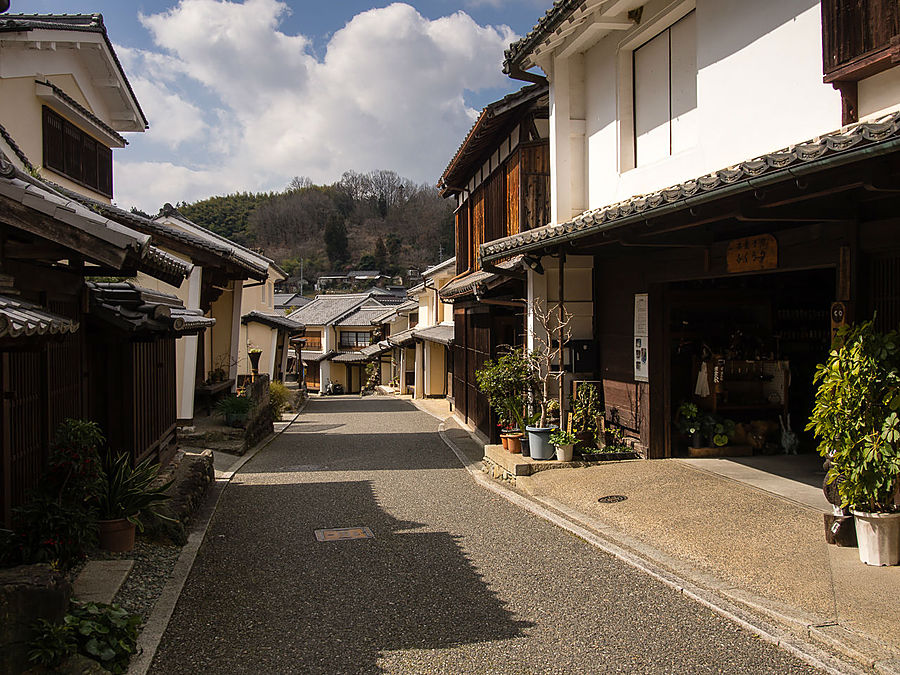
left=726, top=234, right=778, bottom=273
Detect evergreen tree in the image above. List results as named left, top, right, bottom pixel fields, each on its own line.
left=374, top=236, right=387, bottom=271
left=324, top=216, right=349, bottom=266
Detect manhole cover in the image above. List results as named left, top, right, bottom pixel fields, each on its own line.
left=315, top=527, right=374, bottom=542
left=598, top=495, right=628, bottom=503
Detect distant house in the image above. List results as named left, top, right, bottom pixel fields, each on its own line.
left=288, top=289, right=404, bottom=393
left=274, top=292, right=311, bottom=312
left=407, top=258, right=456, bottom=399
left=314, top=270, right=390, bottom=292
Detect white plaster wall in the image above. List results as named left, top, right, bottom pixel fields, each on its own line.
left=548, top=0, right=843, bottom=220
left=859, top=67, right=900, bottom=120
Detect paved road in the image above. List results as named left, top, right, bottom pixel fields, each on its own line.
left=151, top=397, right=820, bottom=674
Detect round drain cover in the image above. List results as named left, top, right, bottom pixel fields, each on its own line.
left=597, top=495, right=627, bottom=503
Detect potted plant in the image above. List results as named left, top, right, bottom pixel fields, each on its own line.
left=676, top=402, right=703, bottom=448
left=475, top=346, right=535, bottom=453
left=97, top=452, right=174, bottom=552
left=807, top=320, right=900, bottom=565
left=215, top=393, right=253, bottom=427
left=525, top=301, right=573, bottom=460
left=699, top=413, right=735, bottom=448
left=550, top=429, right=577, bottom=462
left=572, top=383, right=603, bottom=453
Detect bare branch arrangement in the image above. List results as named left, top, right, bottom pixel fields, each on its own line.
left=528, top=299, right=574, bottom=428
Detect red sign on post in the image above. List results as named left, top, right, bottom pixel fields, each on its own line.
left=726, top=234, right=777, bottom=273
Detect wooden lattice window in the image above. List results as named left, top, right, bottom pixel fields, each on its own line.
left=42, top=107, right=113, bottom=197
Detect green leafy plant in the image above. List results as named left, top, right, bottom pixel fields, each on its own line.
left=65, top=602, right=141, bottom=674
left=603, top=425, right=631, bottom=453
left=572, top=384, right=603, bottom=446
left=269, top=381, right=292, bottom=418
left=215, top=394, right=253, bottom=418
left=475, top=346, right=537, bottom=431
left=98, top=452, right=174, bottom=529
left=28, top=617, right=77, bottom=668
left=675, top=402, right=700, bottom=436
left=9, top=494, right=97, bottom=569
left=807, top=319, right=900, bottom=512
left=550, top=429, right=577, bottom=446
left=699, top=414, right=734, bottom=445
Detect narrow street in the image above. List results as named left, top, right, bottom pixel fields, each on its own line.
left=150, top=397, right=819, bottom=674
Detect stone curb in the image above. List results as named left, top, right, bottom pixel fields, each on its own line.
left=436, top=420, right=879, bottom=675
left=127, top=401, right=307, bottom=675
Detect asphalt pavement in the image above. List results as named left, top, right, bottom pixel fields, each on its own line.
left=149, top=396, right=824, bottom=674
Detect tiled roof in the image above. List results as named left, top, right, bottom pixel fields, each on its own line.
left=0, top=122, right=35, bottom=172
left=241, top=311, right=305, bottom=333
left=422, top=257, right=456, bottom=278
left=156, top=203, right=285, bottom=278
left=482, top=111, right=900, bottom=261
left=301, top=350, right=335, bottom=363
left=50, top=185, right=266, bottom=279
left=0, top=149, right=191, bottom=285
left=0, top=14, right=148, bottom=129
left=361, top=340, right=391, bottom=357
left=388, top=327, right=417, bottom=347
left=0, top=294, right=79, bottom=339
left=332, top=351, right=369, bottom=363
left=439, top=256, right=524, bottom=299
left=87, top=282, right=214, bottom=334
left=36, top=80, right=127, bottom=146
left=288, top=294, right=370, bottom=327
left=415, top=324, right=454, bottom=345
left=502, top=1, right=582, bottom=75
left=439, top=84, right=548, bottom=195
left=369, top=299, right=417, bottom=325
left=335, top=306, right=394, bottom=327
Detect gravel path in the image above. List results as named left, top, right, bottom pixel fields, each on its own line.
left=150, top=396, right=821, bottom=674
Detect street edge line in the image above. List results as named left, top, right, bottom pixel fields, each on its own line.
left=128, top=400, right=307, bottom=675
left=436, top=422, right=868, bottom=675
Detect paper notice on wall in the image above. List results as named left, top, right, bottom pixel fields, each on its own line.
left=634, top=293, right=649, bottom=382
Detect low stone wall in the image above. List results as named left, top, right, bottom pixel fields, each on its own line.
left=482, top=456, right=517, bottom=486
left=243, top=375, right=274, bottom=454
left=0, top=564, right=71, bottom=674
left=146, top=449, right=214, bottom=545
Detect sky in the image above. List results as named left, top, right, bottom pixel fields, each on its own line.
left=15, top=0, right=550, bottom=211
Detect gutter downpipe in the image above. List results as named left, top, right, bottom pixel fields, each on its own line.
left=479, top=136, right=900, bottom=264
left=507, top=62, right=549, bottom=86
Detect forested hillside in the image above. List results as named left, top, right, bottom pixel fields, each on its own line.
left=177, top=170, right=454, bottom=287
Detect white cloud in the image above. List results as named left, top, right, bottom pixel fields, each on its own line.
left=114, top=0, right=517, bottom=211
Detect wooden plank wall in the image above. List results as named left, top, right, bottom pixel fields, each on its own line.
left=821, top=0, right=899, bottom=73
left=506, top=150, right=520, bottom=236
left=521, top=143, right=551, bottom=231
left=455, top=206, right=470, bottom=274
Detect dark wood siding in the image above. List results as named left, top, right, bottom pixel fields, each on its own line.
left=521, top=143, right=551, bottom=231
left=821, top=0, right=900, bottom=76
left=455, top=205, right=470, bottom=274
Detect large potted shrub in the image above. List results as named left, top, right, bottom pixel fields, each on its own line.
left=97, top=452, right=174, bottom=553
left=475, top=346, right=535, bottom=453
left=807, top=320, right=900, bottom=565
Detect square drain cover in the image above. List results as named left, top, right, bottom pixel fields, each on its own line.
left=315, top=527, right=374, bottom=542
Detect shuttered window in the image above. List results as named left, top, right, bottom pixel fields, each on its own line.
left=633, top=11, right=697, bottom=167
left=42, top=107, right=113, bottom=197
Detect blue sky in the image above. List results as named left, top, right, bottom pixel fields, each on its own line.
left=16, top=0, right=550, bottom=210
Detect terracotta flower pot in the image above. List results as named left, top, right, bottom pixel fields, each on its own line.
left=98, top=518, right=136, bottom=553
left=500, top=434, right=510, bottom=450
left=507, top=433, right=523, bottom=454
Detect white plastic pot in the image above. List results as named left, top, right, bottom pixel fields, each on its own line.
left=850, top=510, right=900, bottom=566
left=555, top=443, right=574, bottom=462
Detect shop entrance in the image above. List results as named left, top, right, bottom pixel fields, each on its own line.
left=667, top=267, right=835, bottom=458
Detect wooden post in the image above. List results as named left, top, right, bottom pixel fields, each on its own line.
left=558, top=248, right=566, bottom=423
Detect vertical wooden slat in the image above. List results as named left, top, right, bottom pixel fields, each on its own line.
left=506, top=151, right=520, bottom=236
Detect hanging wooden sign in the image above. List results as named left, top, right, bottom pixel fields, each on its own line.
left=726, top=234, right=777, bottom=273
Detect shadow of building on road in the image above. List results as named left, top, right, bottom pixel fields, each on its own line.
left=241, top=432, right=465, bottom=473
left=310, top=396, right=420, bottom=414
left=151, top=480, right=531, bottom=674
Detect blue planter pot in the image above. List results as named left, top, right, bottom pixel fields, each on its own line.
left=526, top=426, right=557, bottom=460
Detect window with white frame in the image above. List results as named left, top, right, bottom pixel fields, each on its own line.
left=633, top=10, right=697, bottom=167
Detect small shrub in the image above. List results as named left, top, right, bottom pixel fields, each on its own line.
left=269, top=381, right=291, bottom=418
left=28, top=618, right=77, bottom=668
left=10, top=494, right=97, bottom=569
left=215, top=394, right=253, bottom=418
left=98, top=452, right=174, bottom=530
left=46, top=419, right=105, bottom=503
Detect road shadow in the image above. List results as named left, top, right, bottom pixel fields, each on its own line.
left=151, top=480, right=530, bottom=674
left=310, top=396, right=419, bottom=414
left=243, top=432, right=463, bottom=472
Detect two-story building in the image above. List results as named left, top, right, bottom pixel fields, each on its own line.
left=479, top=0, right=900, bottom=457
left=437, top=83, right=552, bottom=442
left=0, top=13, right=213, bottom=522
